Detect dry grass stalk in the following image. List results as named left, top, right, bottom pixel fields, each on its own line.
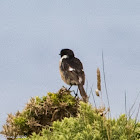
left=97, top=68, right=101, bottom=91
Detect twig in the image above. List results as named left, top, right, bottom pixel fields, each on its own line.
left=90, top=87, right=97, bottom=108
left=133, top=103, right=140, bottom=133
left=125, top=91, right=127, bottom=118
left=128, top=93, right=139, bottom=119
left=129, top=107, right=136, bottom=118
left=86, top=79, right=88, bottom=93
left=135, top=103, right=140, bottom=122
left=88, top=84, right=93, bottom=99
left=102, top=51, right=111, bottom=118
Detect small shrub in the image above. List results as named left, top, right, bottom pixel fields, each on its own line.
left=0, top=87, right=79, bottom=139
left=16, top=102, right=140, bottom=140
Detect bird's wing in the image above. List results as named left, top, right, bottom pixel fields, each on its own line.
left=62, top=57, right=85, bottom=85
left=69, top=58, right=83, bottom=70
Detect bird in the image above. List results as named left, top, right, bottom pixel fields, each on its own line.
left=59, top=49, right=88, bottom=102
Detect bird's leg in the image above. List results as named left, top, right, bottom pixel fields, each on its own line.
left=75, top=87, right=78, bottom=97
left=68, top=85, right=78, bottom=98
left=71, top=90, right=77, bottom=98
left=68, top=85, right=72, bottom=90
left=72, top=88, right=78, bottom=97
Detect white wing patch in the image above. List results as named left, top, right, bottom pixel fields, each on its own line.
left=79, top=77, right=82, bottom=83
left=69, top=67, right=75, bottom=71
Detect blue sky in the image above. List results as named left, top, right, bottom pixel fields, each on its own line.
left=0, top=0, right=140, bottom=139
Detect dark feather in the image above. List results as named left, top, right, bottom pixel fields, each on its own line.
left=61, top=57, right=85, bottom=85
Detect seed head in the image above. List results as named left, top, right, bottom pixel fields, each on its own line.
left=95, top=89, right=100, bottom=97
left=97, top=68, right=101, bottom=91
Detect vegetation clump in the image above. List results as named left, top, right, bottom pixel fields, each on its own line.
left=1, top=84, right=140, bottom=140
left=0, top=87, right=79, bottom=140
left=16, top=102, right=140, bottom=140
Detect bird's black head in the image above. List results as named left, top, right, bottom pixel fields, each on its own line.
left=60, top=49, right=74, bottom=58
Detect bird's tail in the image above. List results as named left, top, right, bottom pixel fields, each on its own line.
left=78, top=84, right=88, bottom=102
